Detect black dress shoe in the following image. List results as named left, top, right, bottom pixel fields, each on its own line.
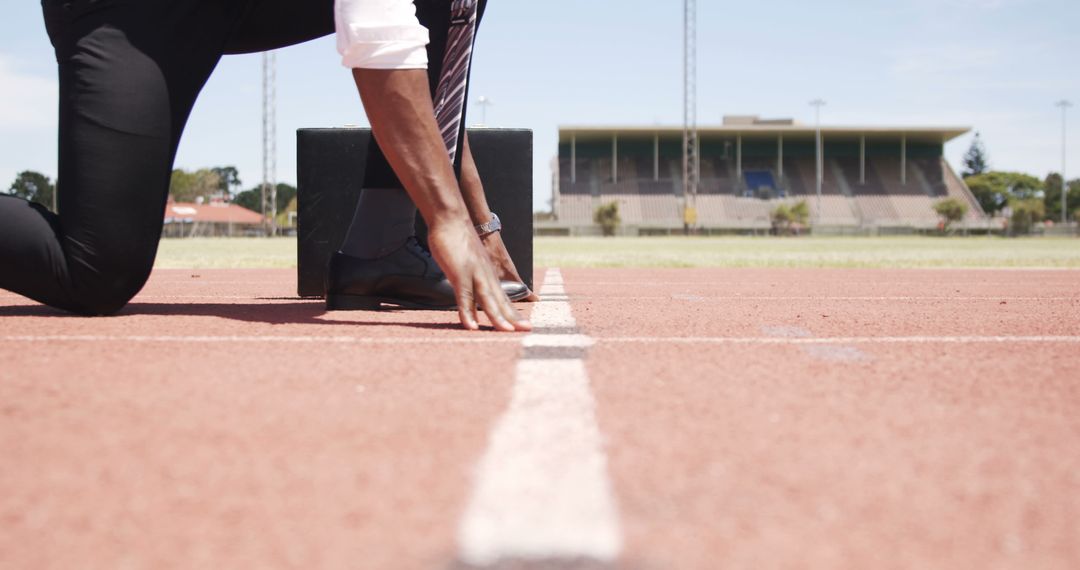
left=502, top=280, right=530, bottom=302
left=325, top=238, right=530, bottom=311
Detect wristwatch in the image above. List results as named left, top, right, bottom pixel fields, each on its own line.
left=475, top=212, right=502, bottom=237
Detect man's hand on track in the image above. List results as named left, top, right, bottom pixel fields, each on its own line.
left=428, top=218, right=532, bottom=332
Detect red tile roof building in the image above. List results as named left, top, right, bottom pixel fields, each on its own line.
left=163, top=200, right=266, bottom=237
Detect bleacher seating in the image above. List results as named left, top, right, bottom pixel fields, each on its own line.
left=557, top=194, right=595, bottom=223
left=744, top=171, right=777, bottom=193
left=698, top=158, right=734, bottom=195
left=785, top=158, right=842, bottom=195
left=640, top=180, right=677, bottom=195
left=726, top=196, right=770, bottom=222
left=854, top=194, right=898, bottom=224
left=912, top=159, right=948, bottom=197
left=891, top=195, right=939, bottom=226
left=801, top=195, right=859, bottom=225
left=695, top=195, right=728, bottom=224
left=553, top=153, right=984, bottom=229
left=868, top=158, right=923, bottom=196
left=601, top=194, right=643, bottom=225
left=640, top=194, right=681, bottom=223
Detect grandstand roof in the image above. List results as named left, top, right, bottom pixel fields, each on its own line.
left=559, top=125, right=971, bottom=144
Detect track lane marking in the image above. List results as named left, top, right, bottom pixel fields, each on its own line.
left=3, top=335, right=1080, bottom=345
left=456, top=268, right=621, bottom=567
left=558, top=296, right=1080, bottom=301
left=0, top=335, right=522, bottom=344
left=599, top=335, right=1080, bottom=345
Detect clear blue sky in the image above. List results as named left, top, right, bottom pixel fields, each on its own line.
left=2, top=0, right=1077, bottom=212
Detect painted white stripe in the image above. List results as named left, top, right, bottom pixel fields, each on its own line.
left=3, top=334, right=1079, bottom=346
left=554, top=295, right=1079, bottom=302
left=0, top=335, right=520, bottom=345
left=601, top=335, right=1080, bottom=345
left=527, top=300, right=575, bottom=329
left=522, top=334, right=594, bottom=349
left=760, top=325, right=869, bottom=362
left=4, top=295, right=1074, bottom=303
left=457, top=268, right=621, bottom=566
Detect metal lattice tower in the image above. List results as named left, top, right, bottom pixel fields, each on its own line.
left=682, top=0, right=699, bottom=226
left=261, top=51, right=278, bottom=236
left=1057, top=100, right=1072, bottom=225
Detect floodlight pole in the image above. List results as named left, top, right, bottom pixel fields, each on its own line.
left=476, top=95, right=492, bottom=127
left=1057, top=100, right=1072, bottom=225
left=261, top=51, right=277, bottom=237
left=810, top=99, right=826, bottom=226
left=682, top=0, right=699, bottom=230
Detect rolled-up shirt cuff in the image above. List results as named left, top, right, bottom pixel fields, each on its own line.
left=338, top=24, right=429, bottom=70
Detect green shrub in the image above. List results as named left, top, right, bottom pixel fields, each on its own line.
left=790, top=201, right=810, bottom=225
left=771, top=201, right=809, bottom=236
left=1009, top=199, right=1045, bottom=236
left=594, top=202, right=621, bottom=237
left=933, top=198, right=968, bottom=233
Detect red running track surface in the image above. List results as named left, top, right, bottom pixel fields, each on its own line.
left=1, top=267, right=1078, bottom=569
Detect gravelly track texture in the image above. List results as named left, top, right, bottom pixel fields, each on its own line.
left=2, top=267, right=1079, bottom=569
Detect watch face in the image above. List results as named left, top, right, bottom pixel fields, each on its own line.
left=477, top=213, right=501, bottom=235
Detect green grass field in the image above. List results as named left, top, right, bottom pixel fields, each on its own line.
left=153, top=236, right=1080, bottom=270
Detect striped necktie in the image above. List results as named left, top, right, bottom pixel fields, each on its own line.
left=432, top=0, right=479, bottom=166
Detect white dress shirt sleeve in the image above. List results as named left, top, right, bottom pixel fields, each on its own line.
left=335, top=0, right=430, bottom=70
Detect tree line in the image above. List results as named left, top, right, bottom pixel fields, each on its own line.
left=961, top=133, right=1080, bottom=229
left=5, top=166, right=297, bottom=216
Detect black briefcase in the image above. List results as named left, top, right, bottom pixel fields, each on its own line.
left=296, top=128, right=533, bottom=298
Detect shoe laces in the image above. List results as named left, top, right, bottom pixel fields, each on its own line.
left=405, top=236, right=431, bottom=258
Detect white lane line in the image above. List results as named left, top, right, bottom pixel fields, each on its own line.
left=0, top=335, right=520, bottom=345
left=600, top=335, right=1080, bottom=345
left=803, top=345, right=870, bottom=362
left=561, top=296, right=1080, bottom=302
left=761, top=325, right=869, bottom=362
left=522, top=334, right=595, bottom=349
left=6, top=295, right=1074, bottom=303
left=4, top=334, right=1079, bottom=346
left=457, top=268, right=621, bottom=566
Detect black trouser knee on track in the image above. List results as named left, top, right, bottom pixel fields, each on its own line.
left=0, top=0, right=335, bottom=314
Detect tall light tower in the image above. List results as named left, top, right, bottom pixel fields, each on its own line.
left=810, top=98, right=827, bottom=226
left=1056, top=100, right=1072, bottom=225
left=261, top=51, right=278, bottom=237
left=476, top=95, right=493, bottom=127
left=682, top=0, right=699, bottom=230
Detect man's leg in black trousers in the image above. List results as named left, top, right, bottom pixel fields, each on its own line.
left=0, top=0, right=228, bottom=314
left=0, top=0, right=333, bottom=315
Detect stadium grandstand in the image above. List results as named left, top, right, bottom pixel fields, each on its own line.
left=547, top=116, right=986, bottom=235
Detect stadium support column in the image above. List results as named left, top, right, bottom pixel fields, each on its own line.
left=777, top=135, right=784, bottom=182
left=612, top=134, right=618, bottom=184
left=654, top=133, right=660, bottom=181
left=736, top=135, right=743, bottom=181
left=1057, top=100, right=1073, bottom=225
left=570, top=134, right=576, bottom=184
left=810, top=99, right=826, bottom=226
left=860, top=136, right=866, bottom=185
left=901, top=134, right=907, bottom=186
